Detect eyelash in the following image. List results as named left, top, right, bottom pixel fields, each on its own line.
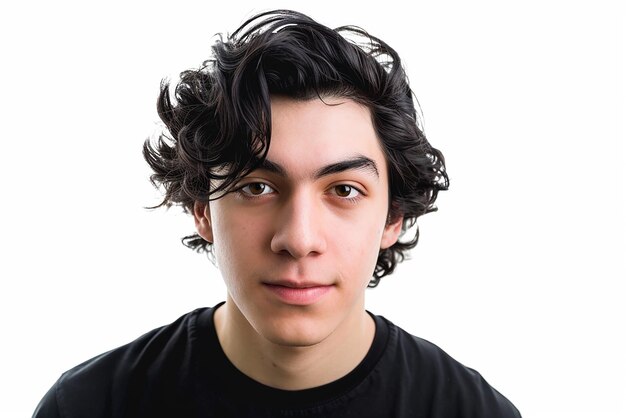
left=331, top=184, right=362, bottom=204
left=236, top=182, right=276, bottom=199
left=235, top=182, right=364, bottom=204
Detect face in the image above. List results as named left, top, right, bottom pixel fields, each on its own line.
left=194, top=96, right=402, bottom=347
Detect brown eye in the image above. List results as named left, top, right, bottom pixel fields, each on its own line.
left=333, top=185, right=359, bottom=199
left=241, top=182, right=274, bottom=196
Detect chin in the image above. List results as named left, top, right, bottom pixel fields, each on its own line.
left=257, top=315, right=333, bottom=348
left=264, top=332, right=327, bottom=348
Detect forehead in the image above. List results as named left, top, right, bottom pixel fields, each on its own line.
left=267, top=96, right=387, bottom=179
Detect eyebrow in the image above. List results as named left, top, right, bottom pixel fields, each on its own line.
left=254, top=155, right=379, bottom=180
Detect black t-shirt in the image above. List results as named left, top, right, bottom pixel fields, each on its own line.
left=33, top=303, right=521, bottom=417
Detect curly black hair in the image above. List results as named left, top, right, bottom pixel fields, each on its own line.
left=143, top=9, right=449, bottom=287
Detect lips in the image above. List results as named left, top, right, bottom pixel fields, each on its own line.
left=262, top=280, right=333, bottom=305
left=263, top=279, right=331, bottom=289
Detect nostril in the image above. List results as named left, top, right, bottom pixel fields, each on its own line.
left=270, top=230, right=325, bottom=259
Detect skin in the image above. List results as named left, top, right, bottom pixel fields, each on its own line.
left=194, top=96, right=403, bottom=390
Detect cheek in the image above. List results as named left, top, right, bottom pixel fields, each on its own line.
left=211, top=208, right=269, bottom=273
left=333, top=216, right=386, bottom=276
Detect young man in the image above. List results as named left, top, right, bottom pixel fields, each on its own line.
left=34, top=10, right=521, bottom=417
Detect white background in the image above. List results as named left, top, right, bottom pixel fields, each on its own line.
left=1, top=1, right=624, bottom=417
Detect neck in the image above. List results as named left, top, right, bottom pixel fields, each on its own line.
left=213, top=297, right=375, bottom=390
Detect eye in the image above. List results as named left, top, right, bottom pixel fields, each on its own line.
left=332, top=185, right=361, bottom=199
left=239, top=182, right=275, bottom=196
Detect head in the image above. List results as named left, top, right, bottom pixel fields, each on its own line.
left=144, top=10, right=448, bottom=288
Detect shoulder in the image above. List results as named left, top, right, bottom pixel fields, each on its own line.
left=60, top=307, right=207, bottom=383
left=377, top=316, right=522, bottom=418
left=33, top=307, right=212, bottom=418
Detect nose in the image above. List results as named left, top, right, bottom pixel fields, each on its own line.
left=270, top=191, right=327, bottom=259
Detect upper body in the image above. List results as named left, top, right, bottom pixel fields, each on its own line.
left=34, top=304, right=520, bottom=418
left=35, top=9, right=520, bottom=417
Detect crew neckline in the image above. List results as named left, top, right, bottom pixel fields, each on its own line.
left=193, top=302, right=390, bottom=410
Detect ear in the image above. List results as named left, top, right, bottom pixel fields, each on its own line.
left=380, top=215, right=403, bottom=250
left=193, top=201, right=213, bottom=243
